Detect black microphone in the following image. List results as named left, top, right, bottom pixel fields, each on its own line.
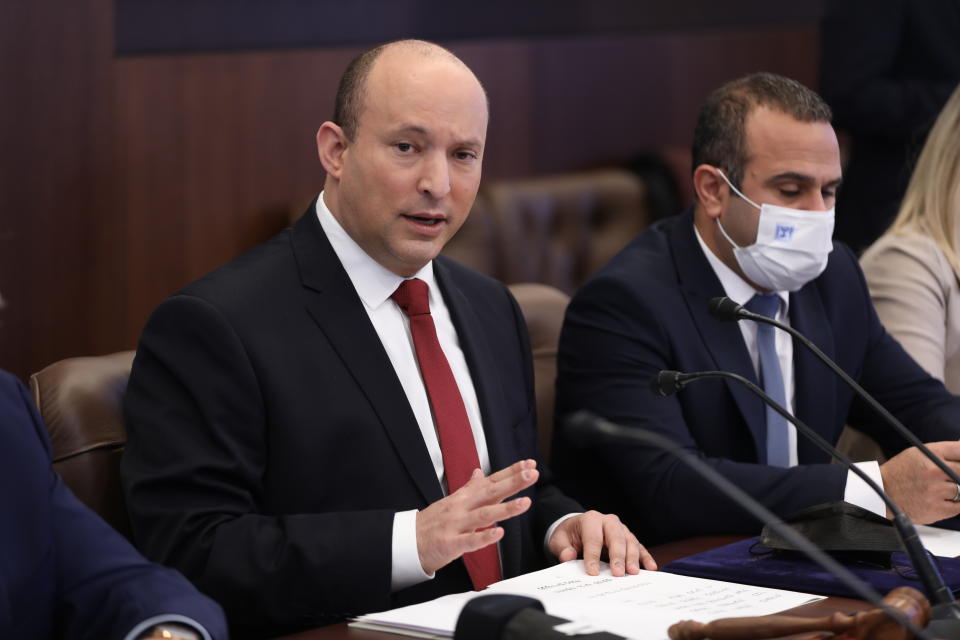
left=651, top=370, right=694, bottom=396
left=565, top=410, right=934, bottom=640
left=708, top=295, right=960, bottom=491
left=455, top=594, right=622, bottom=640
left=708, top=296, right=744, bottom=321
left=653, top=369, right=960, bottom=636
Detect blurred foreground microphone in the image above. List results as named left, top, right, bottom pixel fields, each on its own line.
left=454, top=594, right=621, bottom=640
left=652, top=369, right=960, bottom=636
left=708, top=295, right=960, bottom=491
left=565, top=410, right=936, bottom=639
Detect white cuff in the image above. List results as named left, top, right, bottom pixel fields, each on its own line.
left=543, top=512, right=582, bottom=557
left=843, top=461, right=886, bottom=517
left=391, top=509, right=434, bottom=591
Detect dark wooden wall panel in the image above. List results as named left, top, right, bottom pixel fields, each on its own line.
left=114, top=0, right=824, bottom=53
left=114, top=49, right=351, bottom=344
left=1, top=6, right=820, bottom=380
left=0, top=0, right=121, bottom=381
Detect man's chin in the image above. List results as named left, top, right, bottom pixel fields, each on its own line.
left=383, top=245, right=444, bottom=278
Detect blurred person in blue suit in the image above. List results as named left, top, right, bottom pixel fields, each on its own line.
left=0, top=296, right=227, bottom=639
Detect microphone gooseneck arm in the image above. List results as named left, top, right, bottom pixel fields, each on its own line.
left=708, top=295, right=960, bottom=491
left=655, top=368, right=954, bottom=608
left=565, top=410, right=934, bottom=640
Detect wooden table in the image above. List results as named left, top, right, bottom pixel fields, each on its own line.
left=277, top=535, right=873, bottom=639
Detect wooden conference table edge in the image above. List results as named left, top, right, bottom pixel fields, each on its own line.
left=278, top=535, right=872, bottom=640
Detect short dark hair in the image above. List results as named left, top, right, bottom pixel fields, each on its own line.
left=332, top=43, right=389, bottom=142
left=691, top=72, right=832, bottom=188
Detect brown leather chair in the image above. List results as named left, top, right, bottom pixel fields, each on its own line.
left=444, top=169, right=650, bottom=293
left=507, top=283, right=570, bottom=464
left=488, top=169, right=648, bottom=293
left=836, top=425, right=887, bottom=463
left=29, top=351, right=136, bottom=538
left=436, top=189, right=501, bottom=277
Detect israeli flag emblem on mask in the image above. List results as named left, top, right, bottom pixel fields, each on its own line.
left=775, top=224, right=795, bottom=241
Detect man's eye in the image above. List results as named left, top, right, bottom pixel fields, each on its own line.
left=396, top=142, right=414, bottom=153
left=779, top=189, right=800, bottom=197
left=455, top=150, right=478, bottom=161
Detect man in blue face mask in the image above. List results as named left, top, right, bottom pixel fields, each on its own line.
left=553, top=72, right=960, bottom=544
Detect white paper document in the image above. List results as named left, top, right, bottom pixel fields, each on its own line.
left=352, top=560, right=824, bottom=639
left=917, top=524, right=960, bottom=558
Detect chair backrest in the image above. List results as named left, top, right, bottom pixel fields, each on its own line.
left=489, top=169, right=648, bottom=293
left=438, top=190, right=501, bottom=278
left=444, top=169, right=649, bottom=294
left=507, top=283, right=570, bottom=464
left=29, top=351, right=136, bottom=538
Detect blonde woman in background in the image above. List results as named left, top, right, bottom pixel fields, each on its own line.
left=861, top=84, right=960, bottom=391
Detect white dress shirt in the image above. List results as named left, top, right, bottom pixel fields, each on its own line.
left=316, top=193, right=491, bottom=589
left=694, top=227, right=885, bottom=516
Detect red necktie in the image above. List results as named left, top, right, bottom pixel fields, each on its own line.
left=391, top=278, right=502, bottom=590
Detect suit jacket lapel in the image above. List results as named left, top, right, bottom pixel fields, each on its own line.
left=290, top=208, right=444, bottom=505
left=668, top=211, right=768, bottom=462
left=790, top=282, right=837, bottom=463
left=434, top=259, right=523, bottom=578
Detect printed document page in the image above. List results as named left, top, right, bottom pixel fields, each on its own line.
left=352, top=560, right=824, bottom=639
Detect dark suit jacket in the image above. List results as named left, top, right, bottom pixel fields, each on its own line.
left=0, top=369, right=226, bottom=640
left=553, top=210, right=960, bottom=545
left=121, top=205, right=580, bottom=637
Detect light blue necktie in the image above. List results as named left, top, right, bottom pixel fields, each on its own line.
left=745, top=293, right=790, bottom=467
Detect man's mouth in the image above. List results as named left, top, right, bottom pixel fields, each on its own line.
left=403, top=214, right=445, bottom=227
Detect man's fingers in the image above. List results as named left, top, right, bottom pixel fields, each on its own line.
left=485, top=458, right=537, bottom=483
left=465, top=497, right=531, bottom=531
left=461, top=467, right=539, bottom=509
left=458, top=526, right=505, bottom=554
left=635, top=536, right=658, bottom=572
left=943, top=478, right=960, bottom=502
left=602, top=517, right=628, bottom=577
left=928, top=441, right=960, bottom=463
left=624, top=532, right=641, bottom=574
left=556, top=546, right=578, bottom=563
left=580, top=512, right=604, bottom=576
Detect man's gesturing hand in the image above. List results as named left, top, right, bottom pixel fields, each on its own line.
left=548, top=511, right=657, bottom=576
left=880, top=441, right=960, bottom=524
left=416, top=459, right=539, bottom=575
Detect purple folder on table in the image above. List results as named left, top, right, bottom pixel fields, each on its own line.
left=663, top=537, right=960, bottom=598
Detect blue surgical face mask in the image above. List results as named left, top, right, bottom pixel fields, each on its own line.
left=715, top=169, right=835, bottom=292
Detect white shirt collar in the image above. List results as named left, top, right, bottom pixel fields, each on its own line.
left=694, top=223, right=789, bottom=316
left=315, top=192, right=438, bottom=311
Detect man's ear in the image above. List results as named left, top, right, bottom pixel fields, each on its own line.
left=693, top=164, right=727, bottom=220
left=317, top=121, right=349, bottom=179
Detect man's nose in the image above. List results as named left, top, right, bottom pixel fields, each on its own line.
left=417, top=152, right=451, bottom=199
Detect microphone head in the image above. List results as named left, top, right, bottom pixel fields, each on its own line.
left=652, top=370, right=683, bottom=396
left=454, top=594, right=544, bottom=640
left=708, top=296, right=745, bottom=321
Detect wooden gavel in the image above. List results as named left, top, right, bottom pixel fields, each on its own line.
left=668, top=586, right=930, bottom=640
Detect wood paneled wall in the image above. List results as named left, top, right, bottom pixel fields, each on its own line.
left=0, top=2, right=818, bottom=380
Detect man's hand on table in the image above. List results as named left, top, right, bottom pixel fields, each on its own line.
left=548, top=510, right=657, bottom=576
left=414, top=458, right=657, bottom=579
left=880, top=441, right=960, bottom=523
